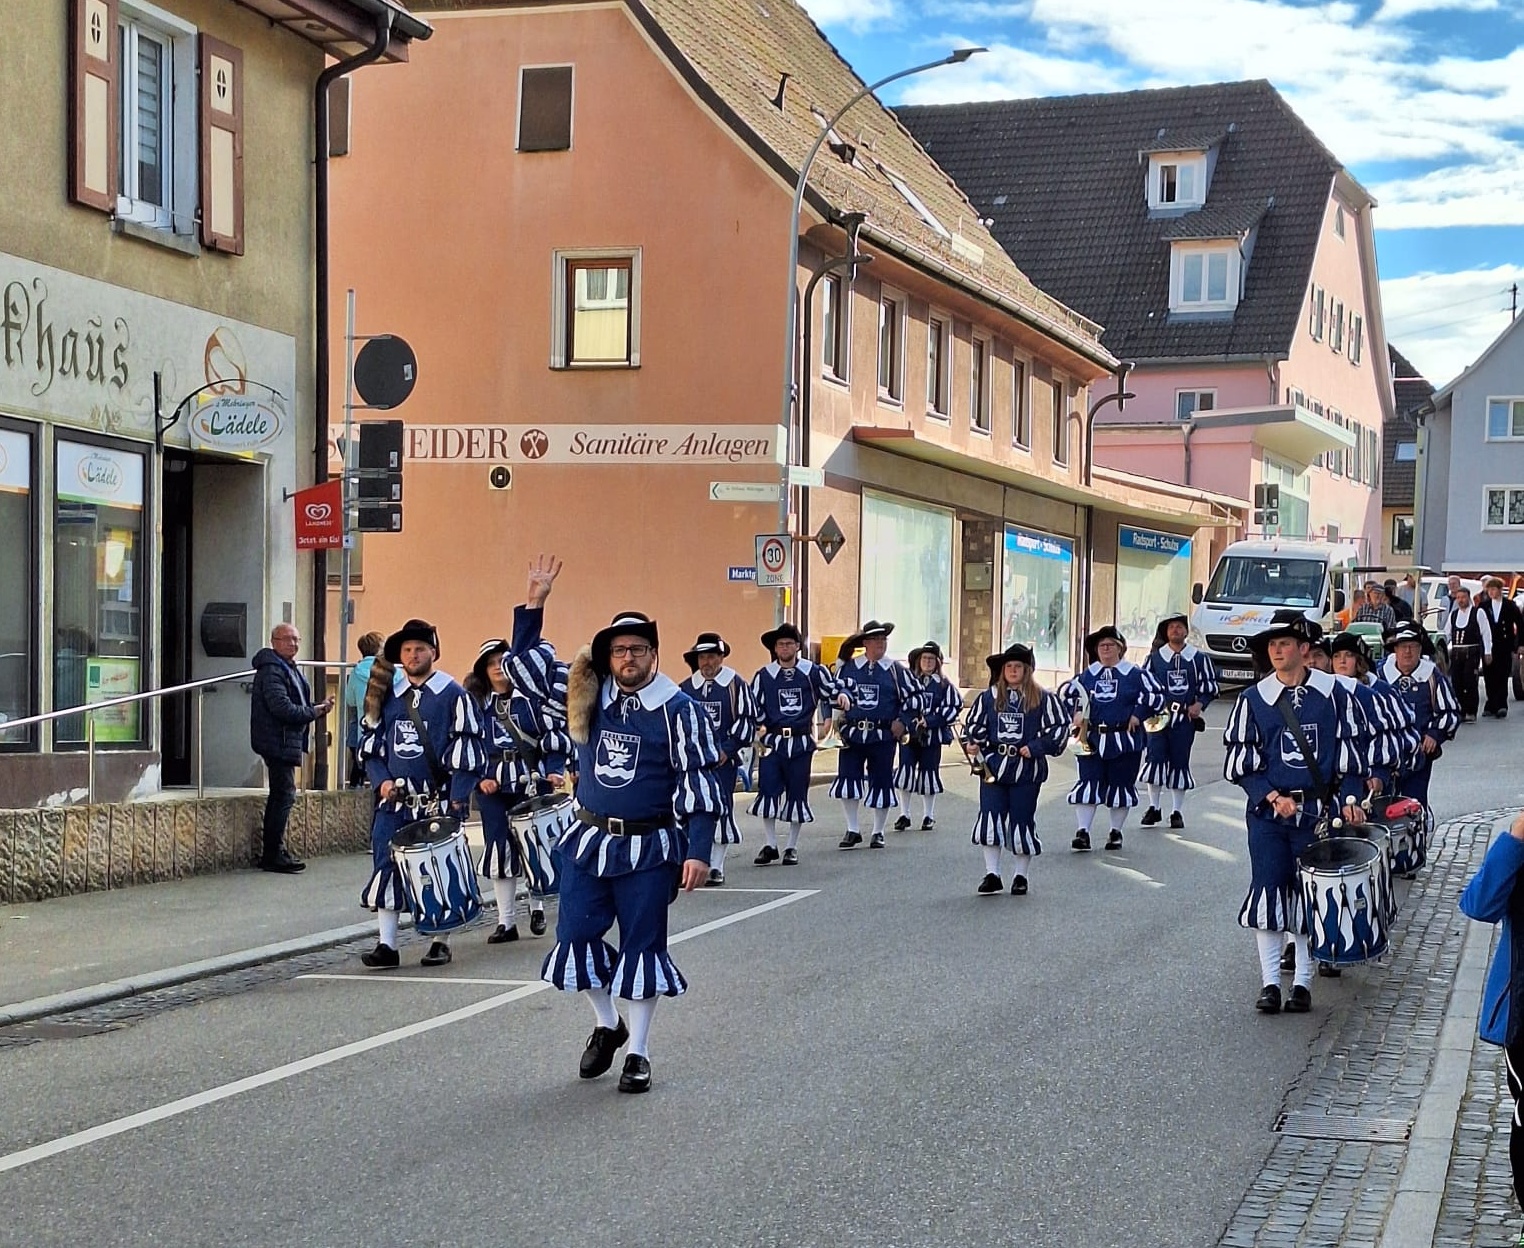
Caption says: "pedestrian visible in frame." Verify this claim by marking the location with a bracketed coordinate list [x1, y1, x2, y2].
[1480, 577, 1522, 719]
[249, 623, 334, 874]
[1222, 616, 1368, 1015]
[893, 640, 963, 832]
[1139, 613, 1219, 830]
[1352, 582, 1398, 632]
[1062, 626, 1164, 852]
[749, 623, 842, 866]
[1458, 811, 1524, 1243]
[343, 631, 385, 787]
[1375, 621, 1460, 806]
[831, 621, 923, 849]
[1383, 580, 1414, 624]
[1444, 585, 1492, 723]
[678, 632, 759, 886]
[506, 587, 726, 1095]
[357, 619, 485, 970]
[464, 637, 569, 941]
[961, 643, 1068, 896]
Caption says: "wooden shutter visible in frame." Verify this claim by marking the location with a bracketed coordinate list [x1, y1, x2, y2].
[69, 0, 119, 212]
[518, 66, 573, 151]
[198, 35, 244, 253]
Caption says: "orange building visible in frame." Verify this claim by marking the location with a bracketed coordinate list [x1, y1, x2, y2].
[327, 0, 1242, 689]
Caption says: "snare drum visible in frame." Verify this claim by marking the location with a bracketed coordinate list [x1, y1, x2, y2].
[391, 816, 484, 936]
[1375, 796, 1427, 877]
[1298, 837, 1390, 965]
[1358, 825, 1398, 925]
[509, 794, 576, 898]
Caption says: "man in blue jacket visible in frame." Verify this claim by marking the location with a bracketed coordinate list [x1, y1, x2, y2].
[250, 624, 333, 874]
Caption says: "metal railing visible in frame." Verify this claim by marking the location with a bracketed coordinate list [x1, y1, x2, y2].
[1, 660, 351, 803]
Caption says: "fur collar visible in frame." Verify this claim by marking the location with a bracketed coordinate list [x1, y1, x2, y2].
[362, 657, 396, 724]
[567, 647, 599, 744]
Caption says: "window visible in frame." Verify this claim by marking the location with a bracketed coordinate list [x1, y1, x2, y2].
[1286, 387, 1305, 409]
[1350, 420, 1363, 482]
[1002, 524, 1075, 671]
[1051, 379, 1069, 466]
[54, 439, 147, 747]
[1328, 410, 1343, 477]
[1147, 154, 1206, 209]
[878, 164, 951, 239]
[860, 491, 953, 649]
[1334, 204, 1346, 238]
[1484, 486, 1524, 530]
[926, 315, 949, 415]
[551, 250, 640, 368]
[1171, 245, 1236, 311]
[517, 66, 573, 151]
[822, 274, 848, 383]
[878, 291, 903, 402]
[1367, 428, 1380, 487]
[1330, 299, 1345, 353]
[970, 337, 990, 434]
[1486, 398, 1524, 440]
[118, 18, 172, 227]
[1012, 359, 1030, 448]
[1115, 526, 1193, 646]
[1349, 314, 1364, 365]
[1175, 389, 1216, 420]
[1392, 514, 1414, 554]
[0, 423, 36, 749]
[1309, 286, 1326, 341]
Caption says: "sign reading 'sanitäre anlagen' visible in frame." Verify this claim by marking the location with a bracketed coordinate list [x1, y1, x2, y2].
[345, 424, 786, 466]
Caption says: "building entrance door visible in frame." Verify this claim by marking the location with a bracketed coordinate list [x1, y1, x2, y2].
[161, 452, 195, 785]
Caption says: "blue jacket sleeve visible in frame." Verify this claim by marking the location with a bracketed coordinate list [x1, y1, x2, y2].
[256, 665, 316, 726]
[511, 605, 545, 655]
[1223, 692, 1273, 809]
[668, 697, 725, 865]
[1460, 830, 1524, 924]
[444, 690, 486, 806]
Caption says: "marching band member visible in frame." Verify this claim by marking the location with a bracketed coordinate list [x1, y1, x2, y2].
[1443, 585, 1492, 723]
[1328, 632, 1412, 801]
[1139, 614, 1219, 830]
[1061, 626, 1164, 852]
[679, 632, 759, 886]
[357, 620, 485, 969]
[505, 571, 725, 1095]
[1223, 616, 1368, 1014]
[749, 624, 842, 866]
[1375, 621, 1460, 807]
[961, 643, 1068, 896]
[893, 640, 963, 832]
[831, 621, 923, 849]
[464, 638, 569, 942]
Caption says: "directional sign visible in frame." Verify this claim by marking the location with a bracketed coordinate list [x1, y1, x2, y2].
[788, 465, 824, 488]
[755, 534, 792, 588]
[710, 481, 781, 503]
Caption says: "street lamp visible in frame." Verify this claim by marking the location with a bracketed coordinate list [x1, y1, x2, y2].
[774, 46, 986, 627]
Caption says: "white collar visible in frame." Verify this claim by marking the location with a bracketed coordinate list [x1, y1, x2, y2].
[1171, 644, 1199, 661]
[766, 659, 813, 677]
[687, 666, 737, 689]
[601, 673, 680, 710]
[1087, 661, 1134, 676]
[1382, 655, 1435, 683]
[849, 655, 894, 672]
[1255, 667, 1336, 705]
[394, 669, 452, 696]
[1333, 673, 1358, 690]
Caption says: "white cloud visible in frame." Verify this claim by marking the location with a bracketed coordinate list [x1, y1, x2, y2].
[900, 39, 1129, 102]
[799, 0, 900, 29]
[1375, 0, 1502, 18]
[1380, 265, 1524, 388]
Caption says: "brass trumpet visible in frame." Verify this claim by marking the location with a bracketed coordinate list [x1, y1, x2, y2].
[1144, 707, 1178, 734]
[955, 727, 994, 782]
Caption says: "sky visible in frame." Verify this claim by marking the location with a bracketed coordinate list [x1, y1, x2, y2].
[800, 0, 1524, 391]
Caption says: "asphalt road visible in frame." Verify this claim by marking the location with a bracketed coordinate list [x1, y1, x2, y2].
[2, 702, 1521, 1248]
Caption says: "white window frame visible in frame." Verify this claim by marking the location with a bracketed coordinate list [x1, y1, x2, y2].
[1483, 485, 1524, 530]
[1330, 299, 1345, 353]
[1348, 313, 1364, 365]
[1334, 204, 1346, 239]
[549, 247, 641, 369]
[117, 1, 196, 234]
[1051, 378, 1069, 466]
[1170, 244, 1238, 313]
[1175, 389, 1216, 420]
[1309, 286, 1325, 341]
[515, 63, 575, 152]
[969, 335, 990, 435]
[1392, 514, 1414, 555]
[1012, 356, 1030, 451]
[926, 313, 949, 417]
[1485, 397, 1524, 442]
[1147, 153, 1207, 209]
[877, 287, 905, 406]
[821, 273, 850, 385]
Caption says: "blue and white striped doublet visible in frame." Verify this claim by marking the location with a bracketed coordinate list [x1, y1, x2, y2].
[964, 687, 1067, 853]
[1061, 661, 1164, 807]
[1139, 645, 1218, 791]
[1336, 674, 1412, 793]
[749, 659, 836, 822]
[1374, 655, 1459, 803]
[894, 674, 964, 795]
[475, 689, 572, 878]
[680, 666, 758, 845]
[831, 656, 922, 807]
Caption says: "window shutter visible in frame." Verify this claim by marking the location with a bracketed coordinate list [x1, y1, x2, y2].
[198, 35, 244, 254]
[69, 0, 119, 212]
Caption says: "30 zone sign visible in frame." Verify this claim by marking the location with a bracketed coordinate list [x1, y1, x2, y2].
[755, 534, 792, 588]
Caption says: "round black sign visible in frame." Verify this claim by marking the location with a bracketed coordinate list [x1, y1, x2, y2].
[354, 335, 418, 409]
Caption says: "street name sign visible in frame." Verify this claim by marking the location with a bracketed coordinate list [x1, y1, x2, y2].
[710, 481, 781, 503]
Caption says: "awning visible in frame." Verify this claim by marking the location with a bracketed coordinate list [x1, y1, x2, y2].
[848, 426, 1241, 529]
[1191, 404, 1356, 466]
[229, 0, 431, 60]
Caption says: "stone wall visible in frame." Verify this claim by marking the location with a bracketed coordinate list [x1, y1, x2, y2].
[0, 790, 372, 905]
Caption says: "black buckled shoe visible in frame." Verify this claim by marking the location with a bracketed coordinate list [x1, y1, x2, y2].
[1012, 875, 1028, 896]
[920, 817, 936, 831]
[1140, 807, 1162, 826]
[706, 868, 725, 887]
[1317, 961, 1342, 978]
[618, 1054, 652, 1094]
[487, 924, 520, 944]
[977, 872, 1003, 895]
[1071, 830, 1091, 852]
[360, 942, 399, 969]
[893, 814, 912, 832]
[838, 831, 863, 849]
[781, 847, 798, 865]
[1280, 942, 1297, 972]
[420, 941, 452, 967]
[529, 909, 547, 937]
[1168, 812, 1185, 830]
[1284, 985, 1312, 1013]
[1104, 830, 1124, 851]
[869, 832, 885, 849]
[1255, 984, 1282, 1014]
[579, 1019, 629, 1079]
[754, 844, 781, 866]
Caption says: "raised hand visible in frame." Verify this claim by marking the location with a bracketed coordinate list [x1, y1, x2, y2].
[526, 554, 563, 608]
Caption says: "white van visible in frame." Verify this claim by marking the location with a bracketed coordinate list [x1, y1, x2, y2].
[1189, 540, 1363, 684]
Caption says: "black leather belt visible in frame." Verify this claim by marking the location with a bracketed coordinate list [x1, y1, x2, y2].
[852, 720, 887, 732]
[995, 744, 1026, 757]
[574, 808, 668, 837]
[771, 727, 802, 737]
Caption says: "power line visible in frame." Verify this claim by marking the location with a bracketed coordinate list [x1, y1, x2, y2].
[1387, 305, 1512, 340]
[1384, 286, 1510, 326]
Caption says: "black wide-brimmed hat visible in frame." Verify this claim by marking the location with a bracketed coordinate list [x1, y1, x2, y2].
[384, 618, 440, 663]
[1152, 614, 1190, 648]
[472, 638, 509, 684]
[1384, 620, 1425, 649]
[1083, 625, 1127, 664]
[1247, 612, 1316, 667]
[1329, 632, 1372, 665]
[591, 611, 659, 676]
[907, 640, 944, 670]
[986, 643, 1036, 680]
[761, 622, 803, 655]
[857, 620, 895, 640]
[682, 632, 731, 670]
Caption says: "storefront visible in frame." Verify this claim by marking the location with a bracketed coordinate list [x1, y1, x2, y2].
[858, 491, 955, 648]
[1114, 525, 1194, 643]
[1000, 523, 1076, 673]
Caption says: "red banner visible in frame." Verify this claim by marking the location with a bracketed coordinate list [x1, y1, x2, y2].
[293, 480, 343, 550]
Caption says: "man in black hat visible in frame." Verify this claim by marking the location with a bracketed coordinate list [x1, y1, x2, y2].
[1223, 615, 1368, 1014]
[1480, 577, 1522, 718]
[357, 620, 485, 970]
[893, 640, 964, 831]
[748, 623, 843, 865]
[830, 621, 922, 849]
[1139, 614, 1218, 830]
[679, 632, 758, 886]
[1443, 584, 1492, 723]
[1374, 620, 1460, 806]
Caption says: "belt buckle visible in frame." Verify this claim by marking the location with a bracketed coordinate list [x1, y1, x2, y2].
[607, 816, 626, 837]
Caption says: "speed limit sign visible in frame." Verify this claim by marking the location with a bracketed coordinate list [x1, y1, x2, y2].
[755, 533, 792, 588]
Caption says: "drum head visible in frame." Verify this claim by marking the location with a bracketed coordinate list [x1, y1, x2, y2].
[391, 815, 462, 851]
[509, 793, 571, 821]
[1299, 837, 1380, 872]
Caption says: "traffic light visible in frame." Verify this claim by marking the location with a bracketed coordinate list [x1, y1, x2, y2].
[356, 420, 404, 532]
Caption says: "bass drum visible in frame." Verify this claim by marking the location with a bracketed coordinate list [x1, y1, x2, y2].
[391, 815, 484, 936]
[1298, 837, 1390, 966]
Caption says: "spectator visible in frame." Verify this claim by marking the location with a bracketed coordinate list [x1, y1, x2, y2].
[343, 631, 385, 786]
[250, 624, 333, 874]
[1384, 579, 1414, 623]
[1352, 582, 1397, 632]
[1440, 574, 1463, 614]
[1481, 578, 1523, 719]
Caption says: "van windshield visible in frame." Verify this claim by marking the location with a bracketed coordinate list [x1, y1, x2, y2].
[1205, 556, 1325, 608]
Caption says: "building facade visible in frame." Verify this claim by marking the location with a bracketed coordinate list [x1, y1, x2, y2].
[1382, 346, 1427, 565]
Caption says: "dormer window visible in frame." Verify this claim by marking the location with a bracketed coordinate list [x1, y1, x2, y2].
[1170, 243, 1239, 313]
[1148, 153, 1207, 210]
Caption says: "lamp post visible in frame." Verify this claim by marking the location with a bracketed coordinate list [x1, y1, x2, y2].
[774, 47, 985, 627]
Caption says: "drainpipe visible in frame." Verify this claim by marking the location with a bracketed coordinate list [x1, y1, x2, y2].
[310, 11, 394, 789]
[1182, 418, 1195, 488]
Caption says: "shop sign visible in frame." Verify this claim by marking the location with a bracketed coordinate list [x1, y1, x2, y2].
[335, 424, 783, 466]
[1006, 524, 1072, 562]
[189, 395, 284, 454]
[1119, 525, 1191, 558]
[86, 657, 141, 743]
[0, 427, 28, 493]
[293, 480, 343, 550]
[56, 439, 144, 509]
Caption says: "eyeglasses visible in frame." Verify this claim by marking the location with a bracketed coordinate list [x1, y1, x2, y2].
[609, 644, 652, 658]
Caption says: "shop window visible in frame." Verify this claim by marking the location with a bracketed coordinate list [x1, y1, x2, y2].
[551, 250, 640, 368]
[0, 424, 36, 749]
[859, 491, 952, 648]
[517, 65, 573, 152]
[1115, 526, 1193, 644]
[1002, 524, 1074, 672]
[54, 439, 146, 746]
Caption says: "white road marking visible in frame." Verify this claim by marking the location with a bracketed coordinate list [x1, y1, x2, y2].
[1094, 861, 1166, 888]
[0, 889, 817, 1176]
[1160, 833, 1239, 864]
[294, 975, 539, 986]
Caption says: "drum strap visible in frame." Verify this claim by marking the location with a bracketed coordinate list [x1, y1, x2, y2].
[404, 691, 449, 795]
[492, 698, 543, 772]
[1274, 698, 1338, 826]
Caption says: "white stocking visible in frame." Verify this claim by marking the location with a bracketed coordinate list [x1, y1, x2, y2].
[763, 817, 779, 849]
[786, 822, 803, 850]
[1012, 852, 1031, 879]
[627, 997, 658, 1059]
[491, 877, 516, 927]
[870, 807, 889, 836]
[377, 908, 400, 949]
[982, 845, 1001, 875]
[711, 843, 728, 872]
[922, 794, 937, 821]
[1256, 930, 1284, 987]
[841, 798, 860, 833]
[587, 988, 620, 1030]
[1074, 803, 1098, 833]
[1146, 784, 1163, 809]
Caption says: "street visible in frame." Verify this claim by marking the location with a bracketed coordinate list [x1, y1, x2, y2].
[2, 704, 1522, 1248]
